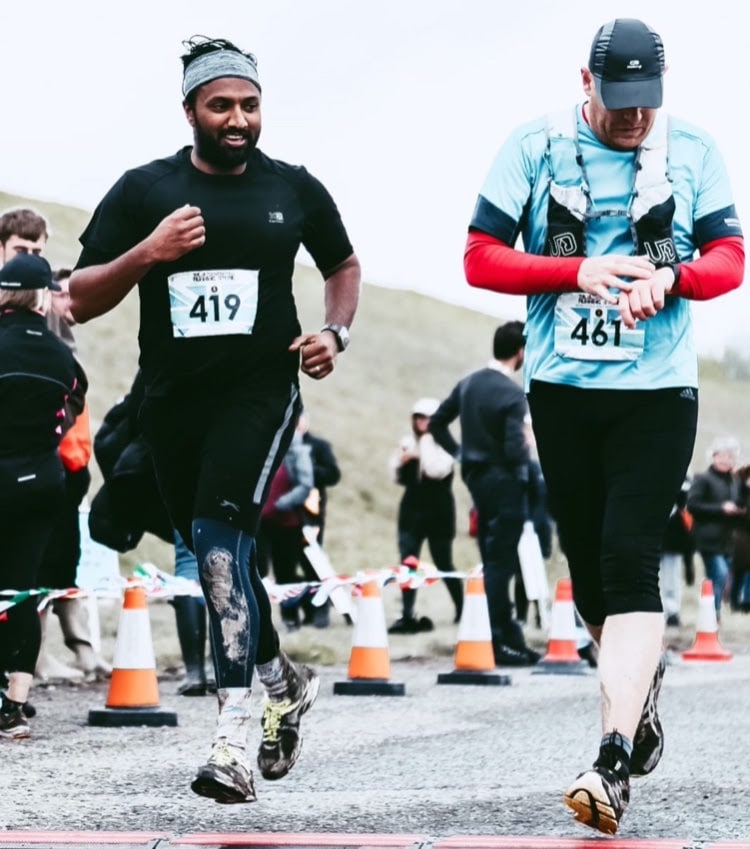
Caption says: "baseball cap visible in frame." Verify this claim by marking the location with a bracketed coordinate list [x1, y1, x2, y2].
[412, 397, 439, 417]
[0, 253, 61, 291]
[589, 18, 665, 110]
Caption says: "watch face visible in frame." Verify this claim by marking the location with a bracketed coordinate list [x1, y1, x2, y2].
[324, 324, 349, 350]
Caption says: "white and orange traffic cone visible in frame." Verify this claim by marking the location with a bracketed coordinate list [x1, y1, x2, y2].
[88, 584, 178, 726]
[334, 576, 405, 695]
[683, 579, 733, 662]
[532, 577, 589, 675]
[438, 574, 510, 686]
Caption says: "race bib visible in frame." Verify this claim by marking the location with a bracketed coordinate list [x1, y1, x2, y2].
[553, 292, 644, 361]
[168, 268, 259, 338]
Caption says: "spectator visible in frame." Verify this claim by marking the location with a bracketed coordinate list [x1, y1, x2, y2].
[430, 322, 539, 666]
[256, 430, 314, 631]
[687, 437, 746, 618]
[297, 410, 341, 628]
[659, 477, 694, 627]
[0, 254, 86, 739]
[388, 397, 463, 634]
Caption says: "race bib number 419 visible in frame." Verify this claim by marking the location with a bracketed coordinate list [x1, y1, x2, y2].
[553, 292, 644, 361]
[169, 268, 259, 338]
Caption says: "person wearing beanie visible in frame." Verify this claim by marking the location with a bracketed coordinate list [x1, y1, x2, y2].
[388, 397, 463, 634]
[0, 254, 87, 739]
[69, 35, 360, 804]
[463, 17, 744, 834]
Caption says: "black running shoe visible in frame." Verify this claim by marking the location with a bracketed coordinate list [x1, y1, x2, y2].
[564, 765, 630, 835]
[630, 653, 666, 777]
[0, 707, 31, 740]
[257, 663, 320, 780]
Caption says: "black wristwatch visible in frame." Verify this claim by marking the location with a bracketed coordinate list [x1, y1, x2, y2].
[321, 324, 350, 352]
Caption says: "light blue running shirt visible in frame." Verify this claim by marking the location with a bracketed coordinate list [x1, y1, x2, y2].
[472, 104, 739, 391]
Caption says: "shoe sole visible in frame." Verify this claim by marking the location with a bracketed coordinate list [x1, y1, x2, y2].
[191, 768, 257, 804]
[564, 772, 621, 835]
[0, 728, 31, 740]
[630, 654, 666, 777]
[260, 672, 321, 781]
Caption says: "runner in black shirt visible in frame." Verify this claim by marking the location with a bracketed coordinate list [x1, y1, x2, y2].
[69, 35, 361, 804]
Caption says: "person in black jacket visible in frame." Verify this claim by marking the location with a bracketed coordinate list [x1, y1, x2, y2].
[687, 438, 746, 619]
[0, 254, 86, 739]
[297, 411, 341, 628]
[430, 321, 539, 666]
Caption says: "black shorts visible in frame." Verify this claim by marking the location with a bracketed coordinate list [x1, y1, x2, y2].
[139, 380, 301, 545]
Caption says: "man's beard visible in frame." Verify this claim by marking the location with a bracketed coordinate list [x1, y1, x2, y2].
[193, 122, 258, 170]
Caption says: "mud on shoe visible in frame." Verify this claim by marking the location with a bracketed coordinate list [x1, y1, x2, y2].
[630, 652, 666, 777]
[191, 741, 256, 804]
[258, 663, 320, 780]
[564, 765, 630, 835]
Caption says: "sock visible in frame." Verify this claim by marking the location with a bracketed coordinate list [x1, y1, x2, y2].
[1, 695, 23, 715]
[256, 654, 292, 700]
[595, 731, 632, 776]
[214, 687, 253, 750]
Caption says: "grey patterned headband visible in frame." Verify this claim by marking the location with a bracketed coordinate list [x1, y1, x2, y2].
[182, 50, 261, 98]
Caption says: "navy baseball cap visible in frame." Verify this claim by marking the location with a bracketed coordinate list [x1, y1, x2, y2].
[589, 18, 665, 110]
[0, 254, 61, 291]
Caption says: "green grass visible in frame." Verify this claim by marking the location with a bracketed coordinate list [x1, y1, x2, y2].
[4, 189, 749, 674]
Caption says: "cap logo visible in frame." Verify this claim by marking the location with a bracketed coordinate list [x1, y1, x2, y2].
[627, 59, 643, 70]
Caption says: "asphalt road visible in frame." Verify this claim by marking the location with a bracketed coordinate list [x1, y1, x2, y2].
[2, 650, 749, 844]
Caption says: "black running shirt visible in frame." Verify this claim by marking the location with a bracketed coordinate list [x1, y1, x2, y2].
[76, 147, 354, 397]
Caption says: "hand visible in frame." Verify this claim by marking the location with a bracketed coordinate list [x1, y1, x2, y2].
[289, 331, 338, 380]
[146, 205, 206, 263]
[577, 254, 655, 301]
[616, 266, 674, 329]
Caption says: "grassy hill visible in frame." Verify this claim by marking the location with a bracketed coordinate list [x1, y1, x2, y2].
[4, 190, 749, 668]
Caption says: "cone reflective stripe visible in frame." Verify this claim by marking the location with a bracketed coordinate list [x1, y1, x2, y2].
[438, 574, 510, 686]
[533, 577, 589, 675]
[334, 577, 405, 696]
[683, 579, 733, 662]
[89, 585, 177, 726]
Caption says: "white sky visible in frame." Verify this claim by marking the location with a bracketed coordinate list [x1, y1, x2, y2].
[1, 0, 746, 356]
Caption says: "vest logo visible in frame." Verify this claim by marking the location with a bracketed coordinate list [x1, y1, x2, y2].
[550, 232, 579, 257]
[644, 239, 677, 265]
[268, 211, 284, 224]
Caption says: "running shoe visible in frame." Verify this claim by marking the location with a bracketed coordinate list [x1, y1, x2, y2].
[257, 663, 320, 780]
[191, 741, 256, 804]
[0, 707, 31, 740]
[564, 765, 630, 835]
[630, 653, 666, 777]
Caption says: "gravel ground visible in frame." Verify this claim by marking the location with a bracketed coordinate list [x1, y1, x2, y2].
[3, 650, 750, 843]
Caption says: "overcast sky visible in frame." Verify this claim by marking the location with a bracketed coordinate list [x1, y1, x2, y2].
[0, 0, 745, 356]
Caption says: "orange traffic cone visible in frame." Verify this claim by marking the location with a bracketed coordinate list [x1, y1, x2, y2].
[438, 574, 510, 686]
[683, 579, 733, 661]
[533, 578, 589, 675]
[88, 585, 178, 726]
[334, 577, 405, 696]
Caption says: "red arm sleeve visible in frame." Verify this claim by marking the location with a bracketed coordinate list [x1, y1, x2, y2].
[673, 236, 744, 301]
[464, 231, 583, 295]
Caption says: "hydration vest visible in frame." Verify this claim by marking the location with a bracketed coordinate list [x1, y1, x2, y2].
[542, 108, 678, 265]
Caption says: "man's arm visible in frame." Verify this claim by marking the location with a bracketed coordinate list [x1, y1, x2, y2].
[289, 252, 361, 380]
[429, 387, 461, 458]
[69, 205, 206, 323]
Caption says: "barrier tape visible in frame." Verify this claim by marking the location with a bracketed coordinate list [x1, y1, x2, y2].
[0, 560, 478, 614]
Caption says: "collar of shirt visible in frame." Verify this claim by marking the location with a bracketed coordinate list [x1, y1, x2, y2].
[487, 359, 514, 377]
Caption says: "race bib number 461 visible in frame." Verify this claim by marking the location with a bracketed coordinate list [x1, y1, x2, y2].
[553, 292, 644, 361]
[169, 268, 259, 338]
